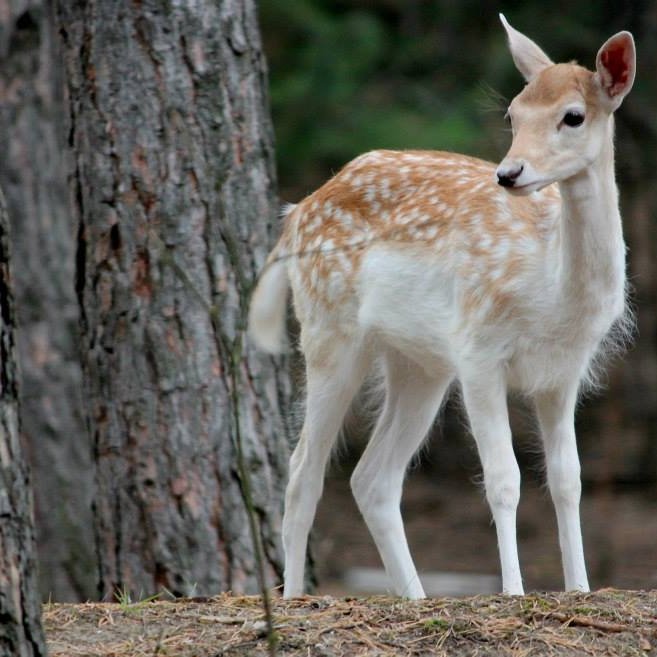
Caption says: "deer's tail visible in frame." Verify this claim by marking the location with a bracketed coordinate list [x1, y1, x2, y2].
[248, 207, 295, 354]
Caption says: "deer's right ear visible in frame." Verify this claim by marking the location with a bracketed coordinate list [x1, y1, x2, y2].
[500, 14, 553, 82]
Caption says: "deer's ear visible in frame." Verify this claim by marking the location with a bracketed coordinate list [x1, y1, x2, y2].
[595, 31, 636, 111]
[500, 14, 553, 82]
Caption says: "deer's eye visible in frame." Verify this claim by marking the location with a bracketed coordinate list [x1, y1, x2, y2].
[563, 111, 585, 127]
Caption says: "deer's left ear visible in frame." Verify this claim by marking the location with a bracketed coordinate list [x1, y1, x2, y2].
[595, 31, 636, 111]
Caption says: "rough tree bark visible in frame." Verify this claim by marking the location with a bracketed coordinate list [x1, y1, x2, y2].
[57, 0, 291, 598]
[0, 0, 94, 602]
[0, 191, 47, 656]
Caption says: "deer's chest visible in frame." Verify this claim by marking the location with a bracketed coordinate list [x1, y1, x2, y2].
[506, 291, 625, 392]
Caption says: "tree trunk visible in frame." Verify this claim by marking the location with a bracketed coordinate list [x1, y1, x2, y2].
[0, 191, 47, 656]
[0, 0, 94, 602]
[57, 0, 291, 599]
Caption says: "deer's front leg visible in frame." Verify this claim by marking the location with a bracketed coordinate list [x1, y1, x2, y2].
[534, 384, 589, 592]
[462, 369, 523, 595]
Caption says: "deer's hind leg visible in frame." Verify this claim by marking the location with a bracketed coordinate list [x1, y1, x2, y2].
[350, 348, 453, 598]
[282, 334, 371, 598]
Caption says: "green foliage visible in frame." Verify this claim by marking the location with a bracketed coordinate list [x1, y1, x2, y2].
[260, 0, 506, 196]
[114, 588, 162, 614]
[423, 617, 451, 631]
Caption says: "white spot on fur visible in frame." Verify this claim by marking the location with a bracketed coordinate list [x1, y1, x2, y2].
[321, 238, 335, 253]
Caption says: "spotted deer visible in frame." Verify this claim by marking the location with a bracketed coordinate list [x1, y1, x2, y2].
[249, 15, 635, 598]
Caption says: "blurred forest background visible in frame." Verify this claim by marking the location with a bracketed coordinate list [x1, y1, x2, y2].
[258, 0, 657, 592]
[0, 0, 656, 611]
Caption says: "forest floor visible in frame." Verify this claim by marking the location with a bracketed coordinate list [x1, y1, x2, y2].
[44, 589, 657, 656]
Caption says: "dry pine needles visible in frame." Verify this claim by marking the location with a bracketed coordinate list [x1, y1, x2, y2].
[44, 589, 657, 657]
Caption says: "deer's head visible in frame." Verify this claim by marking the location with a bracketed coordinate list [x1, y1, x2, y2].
[496, 15, 635, 194]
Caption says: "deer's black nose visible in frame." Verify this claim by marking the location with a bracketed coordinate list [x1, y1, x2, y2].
[497, 164, 524, 187]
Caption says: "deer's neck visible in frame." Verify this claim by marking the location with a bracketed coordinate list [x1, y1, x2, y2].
[556, 119, 625, 312]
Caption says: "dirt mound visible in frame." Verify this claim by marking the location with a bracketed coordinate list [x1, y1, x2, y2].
[44, 589, 656, 656]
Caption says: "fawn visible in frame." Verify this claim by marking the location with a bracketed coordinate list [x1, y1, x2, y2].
[249, 15, 635, 598]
